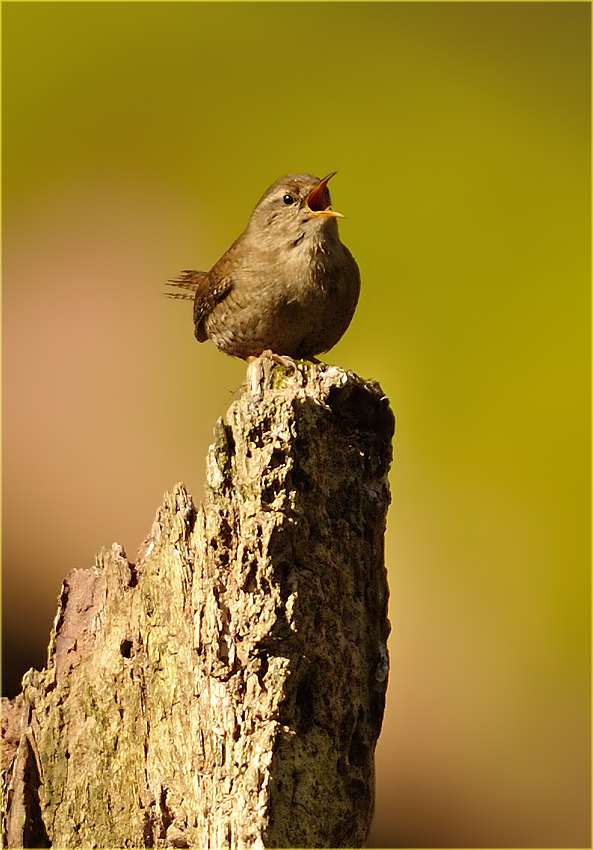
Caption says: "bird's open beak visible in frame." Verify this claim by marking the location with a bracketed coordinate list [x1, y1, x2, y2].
[305, 172, 344, 218]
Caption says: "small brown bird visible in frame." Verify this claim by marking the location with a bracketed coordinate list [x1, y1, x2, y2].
[167, 172, 360, 361]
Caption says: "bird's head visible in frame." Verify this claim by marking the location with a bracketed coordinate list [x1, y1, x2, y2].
[248, 172, 343, 245]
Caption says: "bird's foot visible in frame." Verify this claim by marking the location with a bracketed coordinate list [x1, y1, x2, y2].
[261, 349, 300, 372]
[246, 350, 304, 398]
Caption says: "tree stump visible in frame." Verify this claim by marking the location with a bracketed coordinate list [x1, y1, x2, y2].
[2, 362, 394, 849]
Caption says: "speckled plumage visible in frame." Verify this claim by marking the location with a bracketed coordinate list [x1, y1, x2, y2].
[169, 173, 361, 360]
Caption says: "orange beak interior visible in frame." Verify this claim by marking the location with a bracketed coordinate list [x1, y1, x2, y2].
[305, 172, 343, 217]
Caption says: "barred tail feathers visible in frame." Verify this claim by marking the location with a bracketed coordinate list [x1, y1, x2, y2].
[165, 270, 204, 300]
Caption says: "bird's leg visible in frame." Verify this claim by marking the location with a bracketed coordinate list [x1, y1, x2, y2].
[246, 356, 266, 398]
[246, 353, 279, 398]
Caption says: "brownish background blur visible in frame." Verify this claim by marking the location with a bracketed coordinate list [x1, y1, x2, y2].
[2, 2, 590, 847]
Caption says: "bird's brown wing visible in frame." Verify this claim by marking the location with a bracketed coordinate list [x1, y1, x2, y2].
[193, 274, 234, 342]
[168, 269, 234, 343]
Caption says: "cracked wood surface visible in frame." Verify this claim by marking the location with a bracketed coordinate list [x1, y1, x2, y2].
[2, 363, 394, 849]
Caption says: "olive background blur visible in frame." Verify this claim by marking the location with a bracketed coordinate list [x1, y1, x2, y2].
[2, 2, 590, 847]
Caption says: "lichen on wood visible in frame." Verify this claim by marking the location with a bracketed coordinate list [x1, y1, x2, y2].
[2, 362, 394, 849]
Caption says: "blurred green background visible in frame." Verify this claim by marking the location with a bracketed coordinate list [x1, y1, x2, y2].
[2, 2, 590, 846]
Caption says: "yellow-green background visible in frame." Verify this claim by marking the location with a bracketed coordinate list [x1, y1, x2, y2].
[2, 2, 590, 846]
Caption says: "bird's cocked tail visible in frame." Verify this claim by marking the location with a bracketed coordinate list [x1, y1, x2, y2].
[165, 270, 203, 300]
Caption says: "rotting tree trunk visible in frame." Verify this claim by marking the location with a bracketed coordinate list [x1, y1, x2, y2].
[2, 362, 394, 849]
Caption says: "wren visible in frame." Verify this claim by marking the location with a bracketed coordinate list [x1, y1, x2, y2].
[168, 172, 360, 361]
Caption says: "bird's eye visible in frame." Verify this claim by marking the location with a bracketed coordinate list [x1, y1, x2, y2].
[282, 194, 295, 205]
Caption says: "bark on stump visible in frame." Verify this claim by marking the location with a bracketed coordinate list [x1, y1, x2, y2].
[2, 363, 394, 849]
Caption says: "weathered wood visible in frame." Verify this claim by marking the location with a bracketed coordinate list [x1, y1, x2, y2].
[2, 362, 394, 849]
